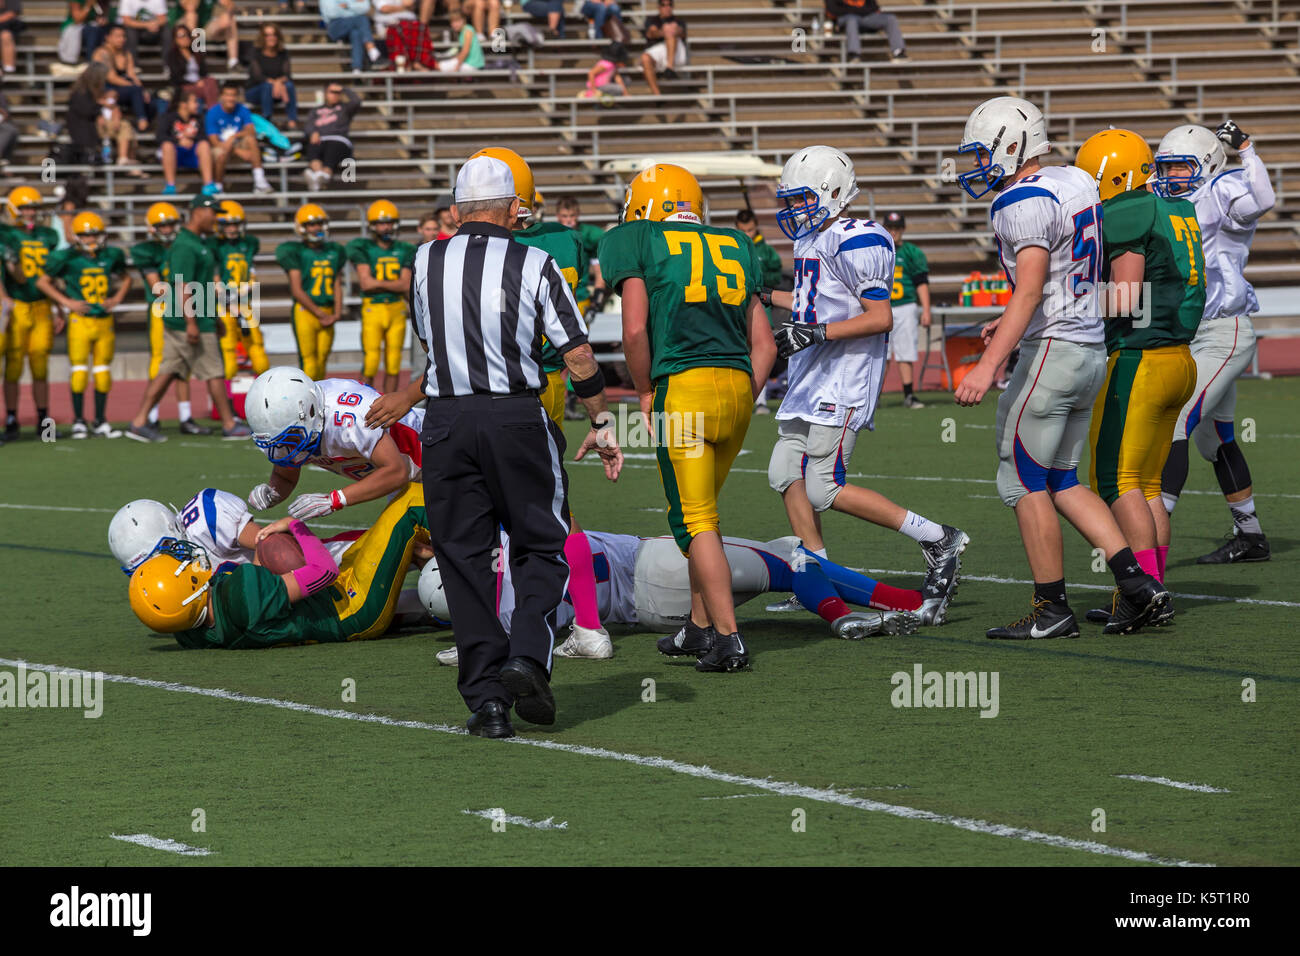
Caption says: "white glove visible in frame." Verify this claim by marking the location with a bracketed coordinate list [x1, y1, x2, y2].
[288, 489, 347, 520]
[248, 482, 284, 511]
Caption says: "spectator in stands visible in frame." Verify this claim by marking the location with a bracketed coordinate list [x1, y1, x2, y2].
[580, 41, 628, 99]
[172, 0, 240, 71]
[417, 211, 438, 242]
[0, 0, 22, 74]
[640, 0, 687, 97]
[301, 82, 360, 191]
[373, 0, 437, 71]
[166, 24, 219, 108]
[51, 178, 90, 250]
[321, 0, 387, 73]
[436, 203, 457, 238]
[462, 0, 499, 42]
[67, 62, 112, 163]
[581, 0, 625, 42]
[523, 0, 565, 39]
[246, 24, 298, 129]
[119, 0, 171, 63]
[62, 1, 112, 65]
[824, 0, 908, 63]
[437, 8, 484, 72]
[206, 81, 274, 194]
[98, 85, 148, 176]
[0, 83, 16, 165]
[93, 24, 156, 132]
[417, 0, 455, 27]
[157, 89, 216, 194]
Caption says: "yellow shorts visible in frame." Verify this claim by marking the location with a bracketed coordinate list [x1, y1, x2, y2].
[67, 313, 115, 392]
[541, 368, 567, 426]
[148, 303, 166, 379]
[292, 303, 335, 381]
[219, 307, 269, 378]
[360, 298, 407, 378]
[4, 299, 54, 383]
[330, 484, 427, 641]
[652, 366, 754, 553]
[1090, 345, 1197, 503]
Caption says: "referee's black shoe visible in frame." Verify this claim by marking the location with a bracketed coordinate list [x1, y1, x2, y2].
[695, 631, 751, 672]
[501, 657, 556, 726]
[657, 620, 714, 657]
[466, 700, 515, 739]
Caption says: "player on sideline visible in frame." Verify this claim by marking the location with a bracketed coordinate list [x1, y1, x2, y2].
[1, 187, 62, 440]
[1154, 120, 1276, 564]
[953, 95, 1168, 638]
[244, 366, 425, 521]
[599, 163, 778, 670]
[347, 200, 415, 394]
[1074, 129, 1202, 625]
[883, 211, 931, 409]
[760, 145, 968, 603]
[213, 200, 269, 379]
[276, 204, 345, 380]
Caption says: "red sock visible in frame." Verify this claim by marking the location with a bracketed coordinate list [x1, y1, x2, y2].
[564, 532, 602, 630]
[815, 596, 852, 624]
[1156, 545, 1169, 580]
[1135, 548, 1160, 582]
[870, 583, 924, 612]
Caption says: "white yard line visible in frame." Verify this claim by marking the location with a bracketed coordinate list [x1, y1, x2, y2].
[1, 658, 1212, 867]
[0, 503, 116, 513]
[110, 833, 213, 856]
[462, 809, 568, 830]
[1115, 775, 1231, 794]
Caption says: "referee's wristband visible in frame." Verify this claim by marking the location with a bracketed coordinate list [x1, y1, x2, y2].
[570, 366, 606, 399]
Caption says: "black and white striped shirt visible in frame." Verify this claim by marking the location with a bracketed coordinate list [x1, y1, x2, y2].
[409, 221, 589, 399]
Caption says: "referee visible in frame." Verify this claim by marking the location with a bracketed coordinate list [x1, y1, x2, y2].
[367, 155, 623, 739]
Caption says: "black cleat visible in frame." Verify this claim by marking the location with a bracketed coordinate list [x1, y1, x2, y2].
[918, 554, 960, 625]
[3, 419, 18, 441]
[1085, 606, 1112, 624]
[179, 418, 214, 436]
[1104, 575, 1169, 634]
[500, 656, 556, 725]
[986, 597, 1079, 640]
[695, 630, 750, 672]
[1197, 531, 1270, 564]
[466, 700, 515, 738]
[920, 525, 970, 570]
[657, 620, 714, 657]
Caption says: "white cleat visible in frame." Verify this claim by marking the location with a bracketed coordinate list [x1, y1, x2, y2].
[92, 420, 122, 438]
[71, 420, 89, 439]
[436, 646, 459, 667]
[554, 624, 613, 659]
[832, 610, 920, 639]
[765, 595, 803, 613]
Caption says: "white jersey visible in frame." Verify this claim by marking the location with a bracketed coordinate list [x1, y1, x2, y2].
[1188, 145, 1275, 320]
[497, 530, 641, 632]
[778, 217, 893, 431]
[989, 165, 1105, 345]
[177, 488, 255, 568]
[303, 379, 426, 483]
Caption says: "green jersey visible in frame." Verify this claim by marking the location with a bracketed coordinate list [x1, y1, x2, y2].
[568, 221, 605, 304]
[130, 240, 169, 307]
[42, 245, 128, 318]
[0, 224, 60, 302]
[599, 218, 759, 383]
[1101, 190, 1205, 351]
[162, 227, 218, 331]
[518, 222, 588, 373]
[345, 237, 416, 304]
[276, 241, 346, 308]
[891, 241, 928, 306]
[211, 234, 261, 286]
[751, 234, 783, 289]
[173, 564, 348, 650]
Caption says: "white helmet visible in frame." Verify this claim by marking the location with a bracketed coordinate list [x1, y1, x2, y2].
[245, 366, 327, 466]
[418, 558, 451, 623]
[1152, 125, 1226, 198]
[957, 96, 1052, 198]
[108, 499, 185, 575]
[776, 145, 860, 240]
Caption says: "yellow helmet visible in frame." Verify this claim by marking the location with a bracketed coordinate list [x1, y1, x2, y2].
[469, 146, 534, 221]
[216, 199, 246, 238]
[72, 211, 106, 255]
[622, 164, 704, 224]
[1076, 129, 1155, 201]
[7, 185, 44, 225]
[367, 199, 400, 239]
[295, 203, 329, 243]
[146, 201, 182, 243]
[128, 552, 214, 634]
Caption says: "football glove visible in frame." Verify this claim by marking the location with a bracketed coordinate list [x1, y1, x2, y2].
[1215, 120, 1249, 150]
[288, 489, 347, 520]
[774, 321, 827, 358]
[247, 482, 284, 511]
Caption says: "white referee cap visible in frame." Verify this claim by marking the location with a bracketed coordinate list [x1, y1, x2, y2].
[454, 156, 516, 204]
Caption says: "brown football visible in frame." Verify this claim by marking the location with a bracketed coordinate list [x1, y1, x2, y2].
[256, 532, 305, 574]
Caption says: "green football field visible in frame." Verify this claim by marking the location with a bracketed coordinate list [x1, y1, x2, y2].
[1, 378, 1296, 866]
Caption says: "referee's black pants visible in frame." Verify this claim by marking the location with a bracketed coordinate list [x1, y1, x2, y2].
[421, 393, 573, 714]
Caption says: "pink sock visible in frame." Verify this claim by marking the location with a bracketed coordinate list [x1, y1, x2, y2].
[1135, 548, 1160, 581]
[564, 532, 602, 630]
[1156, 546, 1169, 581]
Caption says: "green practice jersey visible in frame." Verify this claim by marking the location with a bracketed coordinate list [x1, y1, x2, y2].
[751, 234, 783, 289]
[346, 237, 416, 304]
[130, 240, 170, 312]
[43, 245, 128, 318]
[1101, 190, 1205, 351]
[891, 241, 928, 306]
[276, 241, 346, 308]
[173, 565, 346, 650]
[211, 234, 261, 286]
[161, 227, 218, 331]
[569, 220, 605, 304]
[0, 224, 60, 302]
[518, 222, 589, 373]
[599, 218, 758, 383]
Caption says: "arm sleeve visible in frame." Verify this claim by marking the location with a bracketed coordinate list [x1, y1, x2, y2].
[832, 231, 894, 300]
[595, 222, 642, 291]
[535, 252, 589, 354]
[992, 194, 1059, 254]
[345, 238, 367, 265]
[213, 489, 254, 557]
[248, 53, 265, 85]
[1225, 146, 1275, 227]
[409, 244, 428, 345]
[1101, 193, 1155, 261]
[274, 243, 298, 273]
[910, 244, 930, 283]
[42, 248, 70, 279]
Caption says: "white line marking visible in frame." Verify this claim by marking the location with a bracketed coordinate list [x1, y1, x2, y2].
[0, 658, 1211, 867]
[699, 793, 776, 800]
[462, 808, 568, 829]
[110, 833, 213, 856]
[0, 502, 115, 513]
[1115, 775, 1231, 794]
[860, 568, 1300, 609]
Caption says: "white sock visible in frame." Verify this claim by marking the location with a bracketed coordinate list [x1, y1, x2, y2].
[178, 401, 192, 422]
[367, 46, 380, 61]
[148, 404, 160, 424]
[899, 511, 944, 544]
[253, 168, 269, 186]
[1230, 496, 1262, 535]
[811, 546, 827, 559]
[1160, 492, 1178, 514]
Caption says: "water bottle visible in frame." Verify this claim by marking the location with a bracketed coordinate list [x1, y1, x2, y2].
[101, 139, 112, 164]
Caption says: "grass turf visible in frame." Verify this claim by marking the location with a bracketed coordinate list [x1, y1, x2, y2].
[0, 377, 1296, 865]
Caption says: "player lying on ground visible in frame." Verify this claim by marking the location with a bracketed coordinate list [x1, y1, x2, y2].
[424, 531, 962, 666]
[127, 486, 429, 648]
[244, 367, 425, 521]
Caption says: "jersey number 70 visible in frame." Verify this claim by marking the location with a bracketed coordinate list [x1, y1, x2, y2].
[1070, 204, 1104, 297]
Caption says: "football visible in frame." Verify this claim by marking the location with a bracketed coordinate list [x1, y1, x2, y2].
[256, 532, 305, 575]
